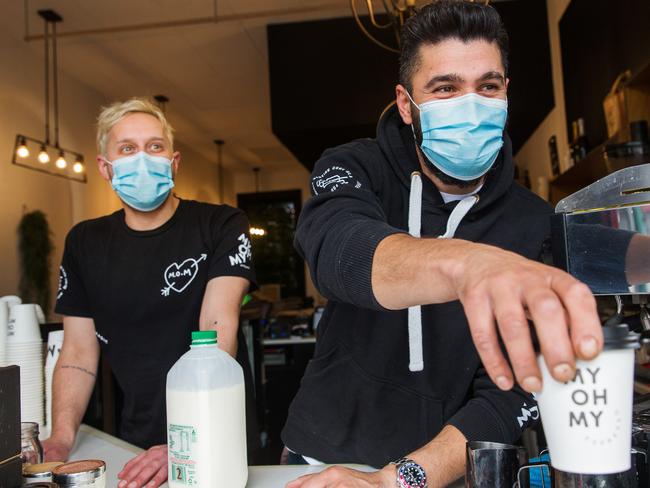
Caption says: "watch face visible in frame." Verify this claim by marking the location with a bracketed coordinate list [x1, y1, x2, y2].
[397, 461, 427, 488]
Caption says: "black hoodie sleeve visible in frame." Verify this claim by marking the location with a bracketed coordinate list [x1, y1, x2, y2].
[295, 144, 407, 310]
[445, 365, 538, 444]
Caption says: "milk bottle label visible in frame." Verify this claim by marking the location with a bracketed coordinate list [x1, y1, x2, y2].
[168, 423, 199, 486]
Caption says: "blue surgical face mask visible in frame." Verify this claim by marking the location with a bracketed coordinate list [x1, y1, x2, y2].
[106, 151, 175, 212]
[407, 92, 508, 181]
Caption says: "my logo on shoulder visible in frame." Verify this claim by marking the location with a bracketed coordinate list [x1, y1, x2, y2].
[229, 234, 252, 269]
[57, 266, 68, 299]
[516, 402, 540, 427]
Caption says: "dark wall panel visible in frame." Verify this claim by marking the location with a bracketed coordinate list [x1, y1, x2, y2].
[560, 0, 650, 148]
[269, 1, 554, 171]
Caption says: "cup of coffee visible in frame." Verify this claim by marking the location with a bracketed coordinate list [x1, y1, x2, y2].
[535, 324, 640, 474]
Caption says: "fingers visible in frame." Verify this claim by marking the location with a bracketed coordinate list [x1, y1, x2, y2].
[143, 465, 168, 488]
[118, 446, 167, 488]
[129, 459, 166, 488]
[463, 291, 514, 391]
[551, 274, 603, 360]
[119, 451, 147, 479]
[297, 467, 349, 488]
[523, 284, 575, 386]
[286, 474, 310, 488]
[458, 245, 603, 393]
[492, 286, 542, 392]
[286, 467, 356, 488]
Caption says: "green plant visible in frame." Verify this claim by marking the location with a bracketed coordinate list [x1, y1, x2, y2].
[17, 210, 54, 317]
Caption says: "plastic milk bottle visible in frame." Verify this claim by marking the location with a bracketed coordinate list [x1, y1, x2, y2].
[166, 330, 247, 487]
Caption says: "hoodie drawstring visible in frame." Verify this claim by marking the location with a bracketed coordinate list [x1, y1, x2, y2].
[407, 172, 479, 372]
[407, 172, 424, 372]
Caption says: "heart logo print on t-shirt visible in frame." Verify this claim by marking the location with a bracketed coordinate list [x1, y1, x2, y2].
[161, 253, 207, 296]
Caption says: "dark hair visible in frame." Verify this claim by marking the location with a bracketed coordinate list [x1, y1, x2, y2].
[399, 0, 509, 91]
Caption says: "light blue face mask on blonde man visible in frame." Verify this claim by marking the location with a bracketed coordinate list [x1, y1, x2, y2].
[406, 91, 508, 181]
[105, 151, 175, 212]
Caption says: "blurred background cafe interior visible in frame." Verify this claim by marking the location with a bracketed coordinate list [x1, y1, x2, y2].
[1, 0, 650, 472]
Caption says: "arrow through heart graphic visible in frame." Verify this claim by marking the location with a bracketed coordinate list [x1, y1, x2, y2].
[161, 253, 207, 296]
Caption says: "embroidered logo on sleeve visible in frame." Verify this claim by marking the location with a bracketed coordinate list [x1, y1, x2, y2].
[57, 266, 68, 299]
[229, 233, 252, 269]
[161, 253, 207, 297]
[516, 402, 540, 428]
[311, 165, 362, 195]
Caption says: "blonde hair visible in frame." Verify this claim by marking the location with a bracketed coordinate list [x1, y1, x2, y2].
[96, 97, 174, 155]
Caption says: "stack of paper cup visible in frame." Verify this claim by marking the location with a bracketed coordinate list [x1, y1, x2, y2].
[6, 303, 45, 427]
[45, 330, 64, 429]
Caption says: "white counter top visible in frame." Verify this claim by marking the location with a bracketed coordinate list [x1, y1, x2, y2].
[68, 425, 376, 487]
[69, 425, 463, 487]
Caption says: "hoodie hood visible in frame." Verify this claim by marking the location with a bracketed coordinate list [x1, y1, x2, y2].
[376, 103, 515, 213]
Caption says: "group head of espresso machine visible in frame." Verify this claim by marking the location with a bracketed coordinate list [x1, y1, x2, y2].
[549, 162, 650, 487]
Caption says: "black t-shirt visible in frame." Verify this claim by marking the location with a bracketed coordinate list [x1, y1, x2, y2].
[55, 199, 255, 448]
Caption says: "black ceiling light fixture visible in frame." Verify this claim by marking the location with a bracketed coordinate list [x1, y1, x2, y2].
[13, 9, 86, 182]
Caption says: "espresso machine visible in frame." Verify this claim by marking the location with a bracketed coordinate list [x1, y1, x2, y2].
[549, 162, 650, 487]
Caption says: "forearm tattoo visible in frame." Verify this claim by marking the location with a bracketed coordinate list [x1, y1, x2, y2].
[59, 364, 96, 378]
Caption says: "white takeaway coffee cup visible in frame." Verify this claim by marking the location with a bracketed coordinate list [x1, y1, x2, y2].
[535, 324, 640, 475]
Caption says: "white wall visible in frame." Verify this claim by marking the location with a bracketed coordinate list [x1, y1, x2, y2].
[174, 141, 228, 205]
[514, 0, 572, 199]
[0, 40, 229, 319]
[0, 37, 114, 317]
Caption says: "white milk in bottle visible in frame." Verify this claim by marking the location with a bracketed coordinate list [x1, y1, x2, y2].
[166, 330, 247, 487]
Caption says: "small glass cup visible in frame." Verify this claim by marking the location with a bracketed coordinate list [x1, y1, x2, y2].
[21, 422, 44, 465]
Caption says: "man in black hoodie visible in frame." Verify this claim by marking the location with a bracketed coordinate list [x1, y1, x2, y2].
[283, 1, 603, 487]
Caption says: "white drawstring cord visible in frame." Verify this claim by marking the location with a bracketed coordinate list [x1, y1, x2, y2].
[407, 172, 424, 372]
[406, 172, 479, 372]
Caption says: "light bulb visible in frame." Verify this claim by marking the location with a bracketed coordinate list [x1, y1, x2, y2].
[38, 145, 50, 164]
[55, 152, 67, 169]
[73, 161, 84, 174]
[16, 139, 29, 158]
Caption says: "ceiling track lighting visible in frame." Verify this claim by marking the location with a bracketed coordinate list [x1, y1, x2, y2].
[11, 9, 86, 182]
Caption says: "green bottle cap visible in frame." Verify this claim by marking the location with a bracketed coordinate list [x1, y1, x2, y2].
[191, 330, 217, 346]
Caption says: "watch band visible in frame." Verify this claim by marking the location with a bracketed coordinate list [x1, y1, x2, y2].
[391, 458, 427, 488]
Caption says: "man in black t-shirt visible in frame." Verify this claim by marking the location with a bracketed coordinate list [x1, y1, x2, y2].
[43, 98, 256, 488]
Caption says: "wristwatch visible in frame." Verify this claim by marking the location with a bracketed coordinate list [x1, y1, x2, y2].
[392, 457, 428, 488]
